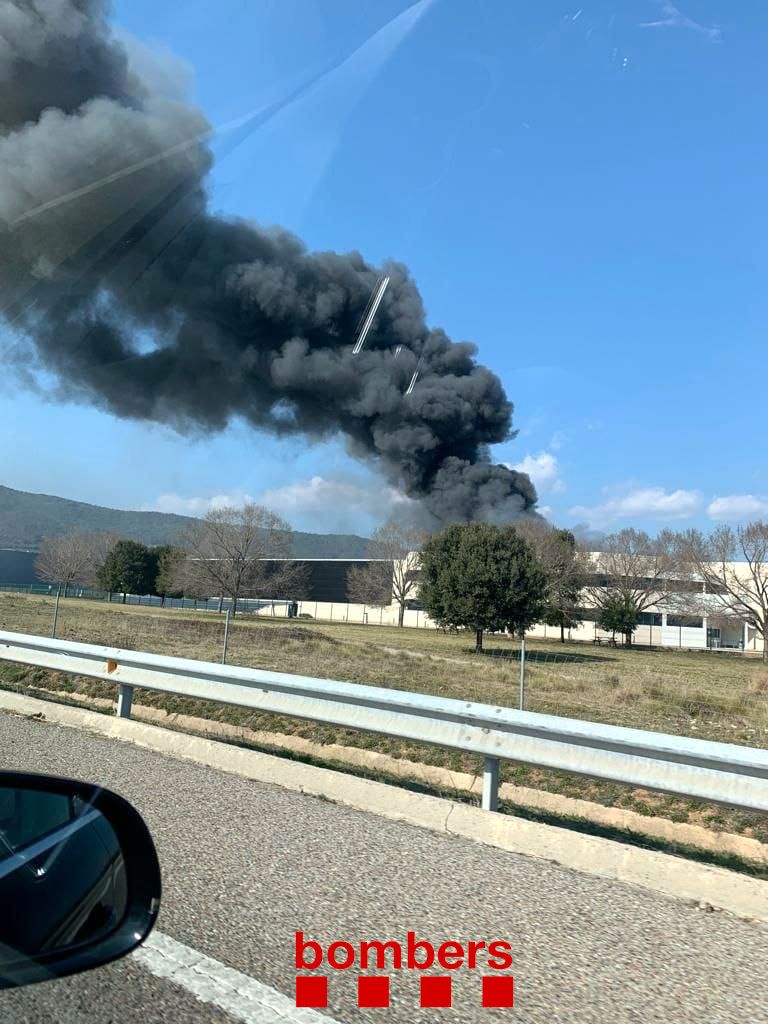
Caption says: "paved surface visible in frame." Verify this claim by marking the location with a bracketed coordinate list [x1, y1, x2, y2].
[0, 710, 767, 1023]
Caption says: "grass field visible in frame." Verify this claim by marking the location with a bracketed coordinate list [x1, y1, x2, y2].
[1, 592, 767, 843]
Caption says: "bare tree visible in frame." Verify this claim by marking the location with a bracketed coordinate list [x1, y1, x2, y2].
[35, 534, 92, 596]
[515, 521, 583, 642]
[35, 530, 119, 596]
[673, 522, 768, 662]
[179, 504, 305, 614]
[346, 520, 427, 626]
[82, 531, 120, 587]
[581, 528, 681, 645]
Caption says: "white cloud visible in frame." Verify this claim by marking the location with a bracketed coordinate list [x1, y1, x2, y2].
[259, 475, 412, 519]
[569, 486, 702, 528]
[707, 495, 768, 521]
[508, 452, 564, 495]
[146, 491, 257, 515]
[147, 477, 414, 533]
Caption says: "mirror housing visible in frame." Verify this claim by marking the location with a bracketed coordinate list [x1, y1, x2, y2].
[0, 771, 161, 989]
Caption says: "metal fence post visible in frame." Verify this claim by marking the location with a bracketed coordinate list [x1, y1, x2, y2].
[116, 685, 133, 719]
[482, 756, 500, 811]
[222, 609, 231, 665]
[519, 633, 526, 711]
[51, 585, 61, 639]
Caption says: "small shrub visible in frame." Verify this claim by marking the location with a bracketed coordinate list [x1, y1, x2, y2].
[748, 674, 768, 695]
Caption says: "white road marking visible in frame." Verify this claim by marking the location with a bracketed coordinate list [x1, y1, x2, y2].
[133, 931, 342, 1024]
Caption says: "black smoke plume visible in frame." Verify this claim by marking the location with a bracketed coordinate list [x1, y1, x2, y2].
[0, 0, 538, 525]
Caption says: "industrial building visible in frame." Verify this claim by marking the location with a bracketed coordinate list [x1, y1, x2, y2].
[262, 555, 766, 655]
[2, 547, 763, 654]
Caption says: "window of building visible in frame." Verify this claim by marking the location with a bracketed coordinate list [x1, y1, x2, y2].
[666, 615, 703, 628]
[637, 612, 662, 626]
[663, 580, 704, 594]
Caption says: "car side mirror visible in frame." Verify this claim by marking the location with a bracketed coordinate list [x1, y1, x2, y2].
[0, 771, 161, 989]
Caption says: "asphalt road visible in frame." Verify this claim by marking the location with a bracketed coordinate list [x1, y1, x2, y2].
[0, 709, 767, 1023]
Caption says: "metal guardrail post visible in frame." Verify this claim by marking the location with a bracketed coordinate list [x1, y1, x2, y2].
[51, 586, 61, 639]
[519, 634, 526, 711]
[482, 756, 500, 811]
[116, 685, 133, 719]
[222, 609, 230, 665]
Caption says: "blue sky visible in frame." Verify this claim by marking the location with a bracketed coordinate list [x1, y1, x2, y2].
[3, 0, 767, 536]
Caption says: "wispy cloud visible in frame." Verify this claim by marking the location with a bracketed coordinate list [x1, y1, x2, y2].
[549, 431, 567, 452]
[569, 485, 702, 528]
[640, 3, 720, 40]
[145, 491, 258, 515]
[707, 494, 768, 521]
[258, 475, 413, 523]
[146, 476, 414, 533]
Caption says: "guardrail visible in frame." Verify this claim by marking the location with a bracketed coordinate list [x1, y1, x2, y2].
[1, 629, 767, 814]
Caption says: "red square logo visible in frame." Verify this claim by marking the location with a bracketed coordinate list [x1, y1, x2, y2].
[420, 976, 452, 1008]
[296, 975, 328, 1008]
[482, 975, 514, 1008]
[358, 976, 390, 1008]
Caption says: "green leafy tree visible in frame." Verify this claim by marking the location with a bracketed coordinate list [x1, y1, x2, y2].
[154, 545, 185, 605]
[542, 600, 583, 642]
[97, 540, 158, 603]
[418, 522, 546, 652]
[597, 593, 639, 646]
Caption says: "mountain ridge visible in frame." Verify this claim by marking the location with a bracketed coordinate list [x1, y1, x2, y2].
[0, 485, 372, 557]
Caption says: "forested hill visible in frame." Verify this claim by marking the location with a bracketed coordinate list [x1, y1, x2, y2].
[0, 485, 372, 557]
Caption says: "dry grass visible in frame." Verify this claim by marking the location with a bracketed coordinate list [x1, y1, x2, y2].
[1, 593, 767, 842]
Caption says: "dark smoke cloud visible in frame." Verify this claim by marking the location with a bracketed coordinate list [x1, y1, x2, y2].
[0, 0, 538, 526]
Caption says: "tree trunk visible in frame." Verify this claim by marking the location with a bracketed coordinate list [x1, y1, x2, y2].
[121, 592, 126, 604]
[625, 630, 632, 648]
[560, 622, 565, 643]
[475, 628, 484, 653]
[762, 624, 768, 662]
[217, 595, 224, 613]
[397, 602, 405, 627]
[63, 581, 68, 599]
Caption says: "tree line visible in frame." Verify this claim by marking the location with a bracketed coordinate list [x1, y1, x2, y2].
[34, 505, 309, 613]
[34, 504, 768, 661]
[349, 518, 582, 650]
[348, 518, 768, 660]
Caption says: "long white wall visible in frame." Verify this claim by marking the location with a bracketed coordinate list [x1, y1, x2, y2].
[256, 597, 765, 653]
